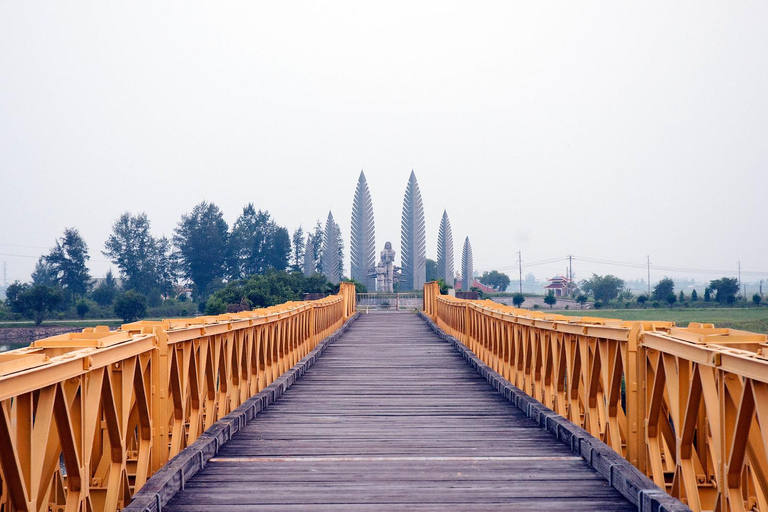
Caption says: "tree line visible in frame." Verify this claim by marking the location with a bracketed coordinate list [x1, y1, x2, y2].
[3, 201, 336, 324]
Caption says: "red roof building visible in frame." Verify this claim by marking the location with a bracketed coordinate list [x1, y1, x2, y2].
[544, 275, 571, 297]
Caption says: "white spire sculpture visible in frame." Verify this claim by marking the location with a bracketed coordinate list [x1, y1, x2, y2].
[437, 210, 454, 287]
[350, 171, 376, 291]
[322, 212, 342, 284]
[461, 236, 473, 292]
[400, 171, 426, 291]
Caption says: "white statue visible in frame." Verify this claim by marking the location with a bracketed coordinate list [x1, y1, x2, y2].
[376, 242, 397, 292]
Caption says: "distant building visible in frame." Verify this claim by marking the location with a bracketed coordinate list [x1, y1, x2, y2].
[544, 275, 571, 297]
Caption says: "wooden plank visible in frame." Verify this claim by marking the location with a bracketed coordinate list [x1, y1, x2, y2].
[163, 313, 636, 511]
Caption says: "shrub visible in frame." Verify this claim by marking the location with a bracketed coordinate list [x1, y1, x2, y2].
[114, 291, 148, 323]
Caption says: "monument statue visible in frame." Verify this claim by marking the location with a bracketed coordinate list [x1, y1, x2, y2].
[375, 241, 398, 293]
[437, 210, 454, 287]
[400, 170, 426, 291]
[350, 171, 377, 290]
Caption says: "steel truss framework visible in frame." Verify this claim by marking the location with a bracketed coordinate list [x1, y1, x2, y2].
[424, 282, 768, 512]
[0, 284, 356, 512]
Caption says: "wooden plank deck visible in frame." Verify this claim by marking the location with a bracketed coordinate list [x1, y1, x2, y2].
[164, 312, 635, 511]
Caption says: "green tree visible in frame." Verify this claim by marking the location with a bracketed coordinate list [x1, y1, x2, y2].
[479, 270, 511, 292]
[544, 290, 557, 309]
[75, 299, 90, 318]
[704, 287, 711, 302]
[228, 205, 290, 279]
[209, 270, 333, 309]
[426, 259, 439, 282]
[31, 257, 56, 286]
[291, 226, 305, 272]
[114, 290, 148, 322]
[16, 285, 63, 325]
[577, 294, 588, 309]
[652, 277, 675, 302]
[173, 202, 229, 298]
[709, 277, 739, 305]
[104, 212, 176, 299]
[637, 295, 648, 307]
[580, 274, 625, 303]
[311, 220, 324, 274]
[91, 269, 119, 306]
[753, 293, 762, 307]
[666, 292, 677, 307]
[45, 227, 91, 302]
[512, 293, 525, 308]
[691, 289, 698, 302]
[679, 290, 685, 303]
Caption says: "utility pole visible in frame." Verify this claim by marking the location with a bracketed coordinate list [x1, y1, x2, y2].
[568, 254, 573, 297]
[738, 261, 741, 292]
[518, 251, 522, 294]
[647, 256, 651, 296]
[760, 279, 763, 298]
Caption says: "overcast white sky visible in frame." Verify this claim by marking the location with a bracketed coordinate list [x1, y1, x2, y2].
[1, 2, 767, 286]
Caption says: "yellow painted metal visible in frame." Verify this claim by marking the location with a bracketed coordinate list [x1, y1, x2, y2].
[0, 282, 356, 512]
[423, 282, 768, 512]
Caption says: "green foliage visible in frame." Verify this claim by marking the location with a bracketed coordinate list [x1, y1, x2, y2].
[342, 279, 367, 294]
[580, 274, 625, 303]
[652, 277, 675, 302]
[754, 294, 762, 307]
[437, 278, 451, 295]
[512, 293, 525, 308]
[311, 220, 324, 274]
[75, 299, 91, 318]
[691, 289, 698, 302]
[174, 202, 229, 298]
[228, 204, 291, 279]
[103, 212, 175, 300]
[544, 290, 557, 309]
[704, 287, 711, 302]
[576, 294, 588, 308]
[114, 290, 148, 323]
[479, 270, 511, 292]
[90, 269, 119, 306]
[205, 297, 227, 315]
[291, 226, 305, 272]
[637, 295, 648, 307]
[31, 257, 56, 286]
[45, 227, 91, 303]
[593, 301, 603, 309]
[13, 284, 64, 325]
[426, 259, 438, 282]
[652, 301, 661, 308]
[666, 292, 677, 307]
[709, 277, 739, 305]
[679, 290, 685, 303]
[209, 271, 333, 310]
[470, 286, 485, 299]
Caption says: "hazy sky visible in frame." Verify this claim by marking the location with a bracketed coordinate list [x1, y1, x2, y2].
[2, 2, 767, 286]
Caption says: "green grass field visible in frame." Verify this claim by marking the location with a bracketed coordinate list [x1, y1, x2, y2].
[0, 319, 124, 329]
[559, 307, 768, 334]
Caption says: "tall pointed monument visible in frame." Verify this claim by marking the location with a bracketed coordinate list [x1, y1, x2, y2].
[461, 236, 473, 292]
[350, 171, 376, 291]
[400, 171, 426, 291]
[437, 210, 454, 287]
[322, 212, 341, 284]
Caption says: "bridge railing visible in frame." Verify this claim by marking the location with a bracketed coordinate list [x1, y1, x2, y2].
[0, 282, 356, 512]
[424, 281, 768, 512]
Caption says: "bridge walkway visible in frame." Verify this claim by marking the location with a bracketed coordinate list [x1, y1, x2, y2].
[164, 313, 635, 511]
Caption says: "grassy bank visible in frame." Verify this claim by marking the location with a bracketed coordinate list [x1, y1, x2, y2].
[559, 308, 768, 335]
[0, 319, 125, 329]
